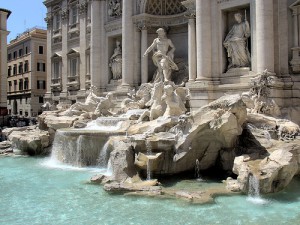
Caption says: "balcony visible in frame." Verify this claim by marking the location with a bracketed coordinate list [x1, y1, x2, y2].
[67, 75, 80, 90]
[85, 74, 91, 89]
[51, 77, 62, 91]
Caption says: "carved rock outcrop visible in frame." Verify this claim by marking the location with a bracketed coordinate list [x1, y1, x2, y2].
[226, 113, 300, 194]
[5, 126, 50, 155]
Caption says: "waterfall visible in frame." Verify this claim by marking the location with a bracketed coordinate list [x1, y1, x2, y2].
[146, 140, 152, 180]
[48, 129, 108, 167]
[97, 141, 110, 168]
[106, 158, 113, 176]
[75, 135, 83, 166]
[195, 159, 202, 181]
[248, 174, 260, 197]
[247, 174, 268, 204]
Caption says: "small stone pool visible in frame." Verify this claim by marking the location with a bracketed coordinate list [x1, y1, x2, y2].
[1, 156, 299, 225]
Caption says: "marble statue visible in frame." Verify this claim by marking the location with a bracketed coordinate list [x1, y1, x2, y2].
[137, 82, 166, 122]
[62, 86, 114, 117]
[108, 0, 122, 17]
[109, 40, 122, 80]
[143, 28, 178, 82]
[223, 12, 251, 70]
[41, 101, 57, 111]
[120, 83, 153, 112]
[94, 92, 116, 117]
[162, 84, 186, 117]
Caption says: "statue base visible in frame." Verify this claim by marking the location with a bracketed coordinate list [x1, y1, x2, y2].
[221, 67, 255, 84]
[107, 79, 122, 92]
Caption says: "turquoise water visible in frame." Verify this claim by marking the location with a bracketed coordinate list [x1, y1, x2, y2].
[1, 156, 300, 225]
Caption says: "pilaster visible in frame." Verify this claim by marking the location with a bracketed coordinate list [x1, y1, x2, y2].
[195, 0, 212, 82]
[255, 0, 274, 73]
[79, 1, 88, 94]
[90, 0, 106, 93]
[140, 23, 149, 84]
[122, 0, 134, 87]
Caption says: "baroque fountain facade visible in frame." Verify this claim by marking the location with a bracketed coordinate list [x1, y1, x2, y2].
[2, 0, 300, 202]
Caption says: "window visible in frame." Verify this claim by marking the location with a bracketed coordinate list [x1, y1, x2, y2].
[13, 64, 17, 75]
[24, 78, 29, 90]
[18, 63, 23, 74]
[19, 110, 23, 116]
[19, 79, 23, 91]
[8, 66, 11, 76]
[53, 61, 60, 79]
[25, 97, 28, 104]
[13, 80, 17, 91]
[39, 46, 44, 54]
[24, 60, 29, 72]
[71, 5, 78, 25]
[55, 14, 61, 30]
[19, 49, 23, 57]
[13, 51, 17, 59]
[37, 62, 46, 72]
[25, 46, 28, 54]
[37, 80, 46, 89]
[70, 58, 78, 77]
[8, 81, 12, 92]
[8, 53, 11, 61]
[39, 96, 44, 104]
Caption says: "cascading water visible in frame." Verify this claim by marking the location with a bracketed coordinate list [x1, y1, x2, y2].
[145, 140, 152, 180]
[195, 159, 202, 181]
[247, 174, 268, 204]
[75, 135, 83, 166]
[97, 141, 110, 168]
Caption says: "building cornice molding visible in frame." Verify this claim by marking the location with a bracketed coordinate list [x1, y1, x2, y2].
[133, 12, 188, 28]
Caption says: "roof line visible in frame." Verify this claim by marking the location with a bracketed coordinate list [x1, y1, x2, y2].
[0, 8, 11, 18]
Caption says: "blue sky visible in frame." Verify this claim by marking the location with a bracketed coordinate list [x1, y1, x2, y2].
[0, 0, 47, 42]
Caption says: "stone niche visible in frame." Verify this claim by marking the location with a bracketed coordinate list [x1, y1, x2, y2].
[107, 36, 122, 88]
[146, 25, 188, 83]
[221, 5, 251, 84]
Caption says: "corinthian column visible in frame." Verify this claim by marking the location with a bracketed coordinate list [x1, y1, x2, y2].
[293, 9, 299, 47]
[91, 0, 106, 91]
[196, 0, 211, 81]
[188, 17, 196, 81]
[122, 0, 134, 86]
[140, 25, 148, 83]
[256, 0, 274, 73]
[182, 0, 197, 81]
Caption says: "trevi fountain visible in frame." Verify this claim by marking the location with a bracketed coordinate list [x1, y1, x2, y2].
[1, 0, 300, 224]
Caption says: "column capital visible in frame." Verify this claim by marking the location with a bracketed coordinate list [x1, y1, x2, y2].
[44, 13, 53, 27]
[136, 21, 150, 30]
[182, 0, 196, 19]
[292, 8, 298, 16]
[61, 8, 69, 20]
[78, 2, 88, 15]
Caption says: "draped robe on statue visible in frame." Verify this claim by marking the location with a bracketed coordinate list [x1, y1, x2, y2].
[224, 21, 251, 70]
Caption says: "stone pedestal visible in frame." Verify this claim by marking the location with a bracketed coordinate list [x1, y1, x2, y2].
[220, 68, 252, 84]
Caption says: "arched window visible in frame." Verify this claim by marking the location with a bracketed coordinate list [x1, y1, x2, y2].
[146, 0, 186, 16]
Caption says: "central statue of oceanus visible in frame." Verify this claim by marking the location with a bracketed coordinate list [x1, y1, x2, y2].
[143, 28, 178, 82]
